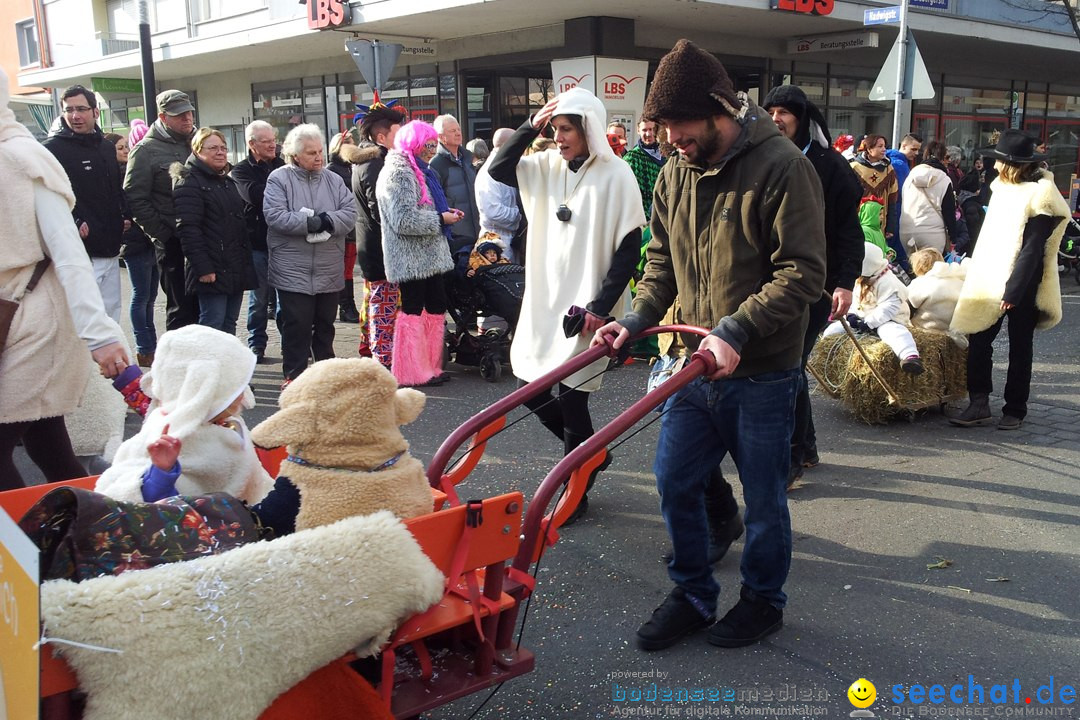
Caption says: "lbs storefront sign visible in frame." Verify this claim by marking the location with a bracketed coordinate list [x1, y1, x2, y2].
[770, 0, 835, 15]
[307, 0, 351, 29]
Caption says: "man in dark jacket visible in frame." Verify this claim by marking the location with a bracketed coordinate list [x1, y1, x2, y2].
[125, 89, 200, 331]
[352, 103, 404, 369]
[430, 114, 480, 256]
[44, 85, 128, 323]
[763, 85, 865, 484]
[230, 120, 284, 362]
[594, 40, 826, 652]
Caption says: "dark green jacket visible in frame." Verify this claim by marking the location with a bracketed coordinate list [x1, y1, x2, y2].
[632, 99, 827, 377]
[124, 119, 193, 247]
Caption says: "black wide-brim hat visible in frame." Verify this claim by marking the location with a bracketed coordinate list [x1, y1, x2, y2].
[984, 128, 1047, 163]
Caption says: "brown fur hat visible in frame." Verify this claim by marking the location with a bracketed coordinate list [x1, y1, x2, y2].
[251, 358, 433, 530]
[643, 39, 740, 122]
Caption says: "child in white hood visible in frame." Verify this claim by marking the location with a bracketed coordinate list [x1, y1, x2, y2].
[95, 325, 274, 504]
[907, 247, 968, 333]
[824, 242, 923, 374]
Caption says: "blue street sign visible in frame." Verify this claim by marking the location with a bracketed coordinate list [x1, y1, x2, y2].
[864, 6, 901, 25]
[910, 0, 948, 8]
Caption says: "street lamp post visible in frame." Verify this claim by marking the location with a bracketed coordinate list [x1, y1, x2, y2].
[138, 0, 156, 119]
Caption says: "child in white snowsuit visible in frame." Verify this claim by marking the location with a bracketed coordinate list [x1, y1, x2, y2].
[824, 242, 923, 374]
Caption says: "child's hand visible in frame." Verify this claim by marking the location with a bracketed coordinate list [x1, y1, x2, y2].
[467, 268, 476, 277]
[147, 424, 181, 471]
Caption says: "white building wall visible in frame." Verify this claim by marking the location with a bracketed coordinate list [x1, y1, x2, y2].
[43, 0, 100, 66]
[172, 69, 253, 127]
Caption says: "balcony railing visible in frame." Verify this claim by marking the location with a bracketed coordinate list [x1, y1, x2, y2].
[98, 34, 140, 56]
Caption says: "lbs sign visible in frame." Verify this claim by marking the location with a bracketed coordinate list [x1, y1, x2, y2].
[308, 0, 351, 30]
[770, 0, 835, 15]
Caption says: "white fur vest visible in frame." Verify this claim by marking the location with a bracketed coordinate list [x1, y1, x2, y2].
[951, 172, 1068, 335]
[375, 150, 454, 284]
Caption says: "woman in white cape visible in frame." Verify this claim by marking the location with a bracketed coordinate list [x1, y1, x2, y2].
[488, 87, 645, 522]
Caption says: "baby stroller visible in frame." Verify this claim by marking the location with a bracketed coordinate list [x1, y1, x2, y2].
[1060, 214, 1080, 285]
[446, 261, 525, 382]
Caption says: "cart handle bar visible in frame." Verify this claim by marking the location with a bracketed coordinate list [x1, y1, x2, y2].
[423, 325, 714, 565]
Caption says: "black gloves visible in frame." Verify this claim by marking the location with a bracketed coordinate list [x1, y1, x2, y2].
[305, 213, 334, 234]
[845, 314, 870, 333]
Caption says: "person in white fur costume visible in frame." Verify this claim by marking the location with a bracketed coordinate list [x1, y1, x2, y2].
[949, 130, 1070, 430]
[823, 242, 924, 374]
[95, 324, 273, 503]
[486, 87, 645, 522]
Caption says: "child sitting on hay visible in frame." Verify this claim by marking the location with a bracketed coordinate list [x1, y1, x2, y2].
[907, 247, 968, 338]
[824, 242, 924, 375]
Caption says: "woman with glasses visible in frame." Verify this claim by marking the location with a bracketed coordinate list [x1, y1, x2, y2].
[376, 120, 462, 387]
[264, 124, 356, 386]
[171, 127, 257, 336]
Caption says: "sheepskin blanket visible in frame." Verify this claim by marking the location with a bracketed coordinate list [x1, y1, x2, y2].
[40, 511, 444, 720]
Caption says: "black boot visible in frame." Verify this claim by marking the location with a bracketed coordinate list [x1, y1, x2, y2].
[949, 392, 992, 427]
[703, 468, 744, 564]
[561, 430, 611, 525]
[338, 279, 360, 323]
[663, 467, 743, 564]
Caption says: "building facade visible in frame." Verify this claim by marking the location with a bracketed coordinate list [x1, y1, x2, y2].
[17, 0, 1080, 190]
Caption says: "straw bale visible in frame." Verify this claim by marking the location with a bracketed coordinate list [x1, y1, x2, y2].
[808, 327, 966, 424]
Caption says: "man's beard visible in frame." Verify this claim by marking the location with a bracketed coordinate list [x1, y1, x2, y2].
[684, 117, 722, 165]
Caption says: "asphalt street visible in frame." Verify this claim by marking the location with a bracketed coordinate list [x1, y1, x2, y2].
[15, 277, 1080, 719]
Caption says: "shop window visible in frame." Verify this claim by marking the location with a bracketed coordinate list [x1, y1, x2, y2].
[940, 86, 1011, 170]
[439, 74, 457, 116]
[826, 77, 889, 142]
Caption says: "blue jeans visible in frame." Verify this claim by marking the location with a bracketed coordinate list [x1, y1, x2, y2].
[655, 369, 799, 613]
[247, 249, 270, 351]
[197, 291, 244, 336]
[124, 250, 159, 354]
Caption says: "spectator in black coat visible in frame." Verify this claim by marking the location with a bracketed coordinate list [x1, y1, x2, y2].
[430, 114, 480, 257]
[230, 120, 284, 362]
[764, 85, 865, 484]
[171, 128, 257, 336]
[43, 85, 128, 323]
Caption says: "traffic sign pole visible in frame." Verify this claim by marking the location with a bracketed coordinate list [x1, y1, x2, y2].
[891, 0, 910, 146]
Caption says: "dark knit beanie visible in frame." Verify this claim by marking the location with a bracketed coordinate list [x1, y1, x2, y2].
[643, 39, 740, 122]
[762, 85, 808, 118]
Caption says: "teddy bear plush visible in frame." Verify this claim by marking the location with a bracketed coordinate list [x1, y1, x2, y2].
[251, 357, 434, 531]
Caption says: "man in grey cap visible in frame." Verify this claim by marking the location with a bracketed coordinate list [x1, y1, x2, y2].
[124, 89, 200, 330]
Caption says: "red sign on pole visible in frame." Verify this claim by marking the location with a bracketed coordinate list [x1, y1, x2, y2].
[770, 0, 835, 15]
[307, 0, 351, 30]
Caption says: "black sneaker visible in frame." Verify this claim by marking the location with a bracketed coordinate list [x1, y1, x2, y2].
[707, 512, 744, 564]
[562, 493, 588, 526]
[636, 587, 715, 651]
[662, 513, 745, 565]
[707, 589, 783, 648]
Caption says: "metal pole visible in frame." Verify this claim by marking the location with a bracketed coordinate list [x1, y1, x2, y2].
[891, 0, 910, 146]
[372, 39, 381, 97]
[138, 0, 156, 121]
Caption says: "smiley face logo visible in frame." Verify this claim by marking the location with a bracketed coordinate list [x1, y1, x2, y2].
[848, 678, 877, 708]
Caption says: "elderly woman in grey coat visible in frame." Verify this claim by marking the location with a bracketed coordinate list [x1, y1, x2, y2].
[264, 124, 356, 386]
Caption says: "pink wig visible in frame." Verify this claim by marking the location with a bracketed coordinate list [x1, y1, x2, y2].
[394, 120, 438, 206]
[128, 118, 149, 148]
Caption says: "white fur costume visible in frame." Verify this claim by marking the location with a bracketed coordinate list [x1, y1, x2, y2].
[511, 87, 646, 391]
[40, 511, 444, 720]
[951, 171, 1069, 335]
[96, 326, 273, 503]
[908, 259, 968, 332]
[824, 243, 918, 360]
